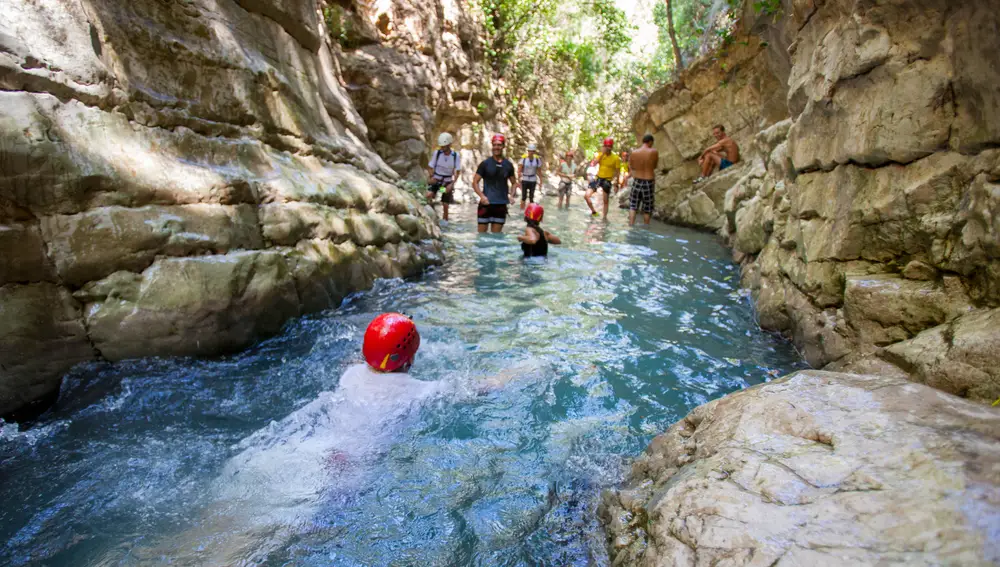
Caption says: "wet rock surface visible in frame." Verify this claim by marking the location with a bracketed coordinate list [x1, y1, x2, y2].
[0, 0, 443, 417]
[601, 370, 1000, 567]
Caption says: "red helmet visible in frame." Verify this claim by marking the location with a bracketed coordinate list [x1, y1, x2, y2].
[491, 133, 506, 145]
[525, 203, 544, 223]
[362, 313, 420, 372]
[603, 137, 614, 147]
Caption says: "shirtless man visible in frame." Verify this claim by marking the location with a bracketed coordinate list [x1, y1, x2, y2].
[695, 124, 740, 182]
[628, 134, 659, 226]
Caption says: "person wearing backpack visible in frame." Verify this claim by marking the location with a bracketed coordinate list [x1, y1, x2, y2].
[518, 143, 544, 210]
[425, 133, 461, 221]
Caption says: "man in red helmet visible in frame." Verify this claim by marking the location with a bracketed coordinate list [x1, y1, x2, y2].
[472, 134, 518, 233]
[153, 313, 526, 562]
[584, 137, 621, 219]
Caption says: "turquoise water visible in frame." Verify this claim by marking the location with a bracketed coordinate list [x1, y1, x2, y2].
[0, 200, 804, 566]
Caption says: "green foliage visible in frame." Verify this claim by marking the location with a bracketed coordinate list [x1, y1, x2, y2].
[322, 4, 358, 48]
[472, 0, 747, 156]
[752, 0, 781, 16]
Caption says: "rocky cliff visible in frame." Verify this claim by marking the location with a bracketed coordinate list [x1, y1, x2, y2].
[632, 0, 1000, 402]
[608, 1, 1000, 563]
[0, 0, 443, 419]
[329, 0, 494, 188]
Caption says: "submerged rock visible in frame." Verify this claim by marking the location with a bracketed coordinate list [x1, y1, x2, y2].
[600, 371, 1000, 566]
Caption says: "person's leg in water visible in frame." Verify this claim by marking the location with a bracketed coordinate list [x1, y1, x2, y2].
[599, 179, 612, 219]
[584, 180, 600, 216]
[441, 187, 453, 221]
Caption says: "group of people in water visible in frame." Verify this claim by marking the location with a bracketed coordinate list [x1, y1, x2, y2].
[424, 125, 741, 256]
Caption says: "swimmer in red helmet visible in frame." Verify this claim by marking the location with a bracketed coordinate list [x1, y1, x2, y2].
[160, 312, 524, 562]
[517, 203, 561, 258]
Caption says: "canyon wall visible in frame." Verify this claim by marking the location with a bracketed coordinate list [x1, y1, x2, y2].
[329, 0, 495, 191]
[631, 0, 1000, 402]
[0, 0, 443, 418]
[606, 2, 1000, 563]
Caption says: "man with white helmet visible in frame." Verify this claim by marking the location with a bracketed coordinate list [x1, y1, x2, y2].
[426, 132, 461, 221]
[518, 142, 544, 210]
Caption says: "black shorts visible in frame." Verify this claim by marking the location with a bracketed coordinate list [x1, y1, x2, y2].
[596, 178, 613, 193]
[477, 203, 508, 225]
[521, 181, 538, 202]
[427, 182, 454, 204]
[629, 178, 655, 213]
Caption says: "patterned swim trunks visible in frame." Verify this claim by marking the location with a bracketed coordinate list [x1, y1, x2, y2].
[629, 178, 655, 213]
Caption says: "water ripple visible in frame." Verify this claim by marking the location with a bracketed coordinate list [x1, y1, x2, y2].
[0, 203, 804, 566]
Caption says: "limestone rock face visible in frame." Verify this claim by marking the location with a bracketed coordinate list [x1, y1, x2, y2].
[636, 0, 1000, 399]
[333, 0, 492, 187]
[600, 371, 1000, 567]
[0, 0, 443, 417]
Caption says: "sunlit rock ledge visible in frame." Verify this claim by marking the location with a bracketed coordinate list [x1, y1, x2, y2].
[0, 0, 443, 419]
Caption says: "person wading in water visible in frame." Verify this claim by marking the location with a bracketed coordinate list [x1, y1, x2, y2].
[628, 134, 659, 226]
[557, 151, 575, 209]
[518, 203, 561, 258]
[584, 138, 621, 219]
[518, 143, 544, 210]
[425, 132, 460, 222]
[473, 133, 517, 233]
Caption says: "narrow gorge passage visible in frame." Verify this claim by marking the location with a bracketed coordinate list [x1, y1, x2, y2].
[0, 199, 804, 566]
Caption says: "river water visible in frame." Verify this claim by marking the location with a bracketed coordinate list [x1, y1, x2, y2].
[0, 200, 804, 566]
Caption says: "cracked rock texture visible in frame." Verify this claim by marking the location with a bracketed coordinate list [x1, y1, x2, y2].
[600, 371, 1000, 567]
[634, 0, 1000, 402]
[331, 0, 497, 191]
[0, 0, 443, 418]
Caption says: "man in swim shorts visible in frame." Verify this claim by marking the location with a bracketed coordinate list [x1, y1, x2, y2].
[584, 137, 621, 219]
[694, 124, 740, 183]
[473, 133, 517, 233]
[628, 134, 659, 226]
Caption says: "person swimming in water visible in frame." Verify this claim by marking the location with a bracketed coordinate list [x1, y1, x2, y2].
[517, 203, 561, 258]
[143, 314, 522, 565]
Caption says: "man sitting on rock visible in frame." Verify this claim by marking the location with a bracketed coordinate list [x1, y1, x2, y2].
[694, 124, 740, 183]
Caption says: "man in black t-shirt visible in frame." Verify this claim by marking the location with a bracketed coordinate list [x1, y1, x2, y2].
[472, 133, 517, 233]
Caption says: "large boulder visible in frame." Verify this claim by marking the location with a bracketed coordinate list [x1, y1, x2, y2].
[601, 370, 1000, 566]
